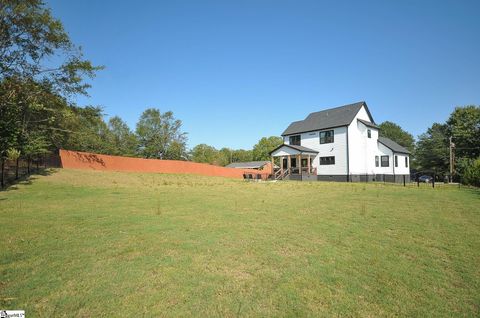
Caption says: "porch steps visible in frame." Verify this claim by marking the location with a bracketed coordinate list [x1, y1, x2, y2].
[274, 168, 290, 180]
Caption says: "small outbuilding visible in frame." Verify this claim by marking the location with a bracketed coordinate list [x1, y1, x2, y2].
[226, 161, 275, 171]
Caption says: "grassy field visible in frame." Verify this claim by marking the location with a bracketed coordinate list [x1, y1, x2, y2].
[1, 169, 479, 317]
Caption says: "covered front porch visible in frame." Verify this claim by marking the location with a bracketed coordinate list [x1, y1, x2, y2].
[269, 144, 319, 180]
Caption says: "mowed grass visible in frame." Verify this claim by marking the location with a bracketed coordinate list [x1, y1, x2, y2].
[0, 169, 479, 317]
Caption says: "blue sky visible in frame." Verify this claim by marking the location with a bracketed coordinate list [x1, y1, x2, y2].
[47, 0, 479, 149]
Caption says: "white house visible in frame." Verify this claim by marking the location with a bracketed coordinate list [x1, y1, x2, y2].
[269, 101, 411, 182]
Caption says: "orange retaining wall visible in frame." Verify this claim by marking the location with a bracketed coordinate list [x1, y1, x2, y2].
[59, 150, 271, 179]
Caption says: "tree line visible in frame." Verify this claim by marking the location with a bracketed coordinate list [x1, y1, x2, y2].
[378, 106, 480, 186]
[190, 136, 283, 166]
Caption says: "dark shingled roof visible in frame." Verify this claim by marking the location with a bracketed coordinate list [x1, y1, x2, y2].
[357, 118, 379, 128]
[378, 137, 411, 154]
[226, 161, 270, 169]
[282, 101, 374, 136]
[269, 144, 319, 155]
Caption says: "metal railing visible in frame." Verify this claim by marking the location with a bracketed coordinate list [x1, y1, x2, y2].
[1, 154, 61, 188]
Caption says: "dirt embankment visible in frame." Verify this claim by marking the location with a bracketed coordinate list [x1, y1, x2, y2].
[59, 149, 270, 179]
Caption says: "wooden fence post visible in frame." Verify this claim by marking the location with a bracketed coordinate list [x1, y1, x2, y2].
[1, 158, 4, 188]
[15, 158, 19, 180]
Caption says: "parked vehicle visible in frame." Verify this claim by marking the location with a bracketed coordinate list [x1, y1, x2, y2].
[418, 175, 431, 183]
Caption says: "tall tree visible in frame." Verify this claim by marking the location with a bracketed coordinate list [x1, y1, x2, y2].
[415, 123, 449, 173]
[1, 78, 71, 175]
[0, 0, 102, 182]
[252, 136, 283, 161]
[445, 105, 480, 159]
[0, 79, 20, 160]
[108, 116, 137, 157]
[231, 149, 253, 163]
[0, 0, 101, 92]
[164, 140, 188, 161]
[62, 106, 115, 155]
[191, 144, 219, 164]
[378, 121, 415, 152]
[136, 108, 187, 159]
[217, 147, 233, 166]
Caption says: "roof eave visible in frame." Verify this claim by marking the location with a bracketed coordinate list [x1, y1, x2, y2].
[268, 144, 319, 155]
[357, 118, 379, 129]
[377, 139, 411, 155]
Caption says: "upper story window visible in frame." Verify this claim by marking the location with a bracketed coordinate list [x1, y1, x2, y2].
[367, 129, 371, 138]
[320, 156, 335, 165]
[395, 155, 398, 167]
[320, 130, 334, 144]
[289, 135, 301, 146]
[405, 157, 408, 167]
[375, 156, 379, 167]
[381, 155, 389, 167]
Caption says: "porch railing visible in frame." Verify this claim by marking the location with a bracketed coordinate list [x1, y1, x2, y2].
[273, 166, 317, 180]
[275, 168, 290, 180]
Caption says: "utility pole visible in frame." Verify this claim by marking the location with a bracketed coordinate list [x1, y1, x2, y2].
[449, 136, 455, 182]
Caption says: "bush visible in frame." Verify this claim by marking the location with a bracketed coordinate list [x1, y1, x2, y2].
[462, 158, 480, 187]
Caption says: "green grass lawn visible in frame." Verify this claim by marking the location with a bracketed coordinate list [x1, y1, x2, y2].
[1, 169, 479, 317]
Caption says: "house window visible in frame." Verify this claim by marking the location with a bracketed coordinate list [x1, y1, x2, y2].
[395, 155, 398, 167]
[320, 130, 334, 144]
[405, 157, 408, 167]
[381, 155, 389, 167]
[320, 156, 335, 165]
[367, 129, 371, 138]
[375, 156, 379, 167]
[289, 135, 301, 146]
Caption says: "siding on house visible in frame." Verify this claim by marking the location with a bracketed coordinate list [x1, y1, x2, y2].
[348, 105, 374, 175]
[393, 153, 410, 175]
[284, 127, 348, 175]
[376, 142, 394, 174]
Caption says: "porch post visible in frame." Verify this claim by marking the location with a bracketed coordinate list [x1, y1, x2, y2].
[298, 154, 302, 175]
[307, 155, 311, 175]
[280, 156, 284, 174]
[271, 156, 274, 175]
[287, 155, 291, 172]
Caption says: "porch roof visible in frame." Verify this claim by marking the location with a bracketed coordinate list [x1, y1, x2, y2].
[269, 144, 319, 157]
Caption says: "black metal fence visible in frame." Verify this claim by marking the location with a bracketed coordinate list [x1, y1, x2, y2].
[0, 154, 61, 188]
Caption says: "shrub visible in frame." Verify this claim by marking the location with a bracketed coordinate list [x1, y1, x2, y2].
[462, 157, 480, 187]
[6, 148, 21, 161]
